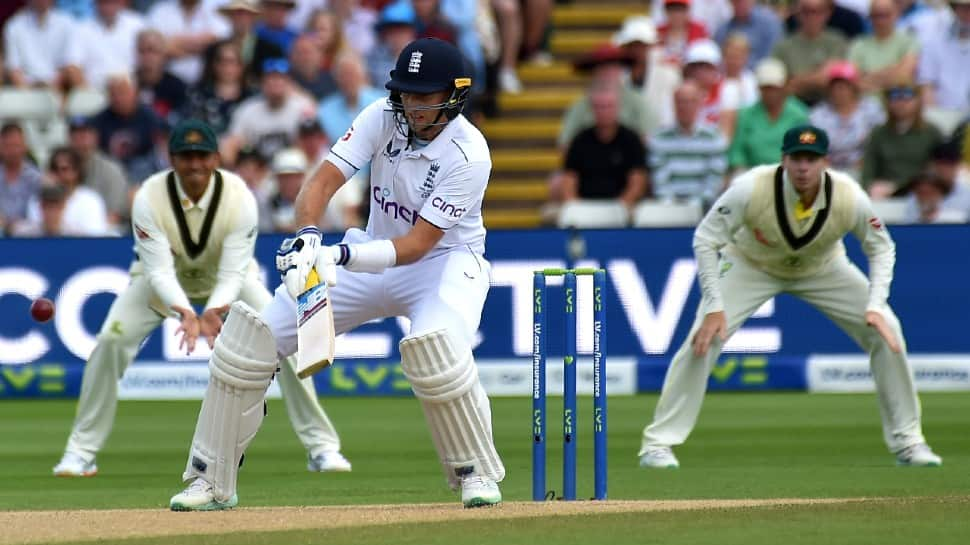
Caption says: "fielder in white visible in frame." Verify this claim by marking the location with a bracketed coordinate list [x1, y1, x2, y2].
[639, 125, 942, 469]
[169, 38, 505, 511]
[52, 120, 350, 478]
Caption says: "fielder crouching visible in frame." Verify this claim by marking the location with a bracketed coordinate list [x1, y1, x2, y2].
[53, 120, 349, 479]
[170, 38, 505, 511]
[639, 125, 942, 470]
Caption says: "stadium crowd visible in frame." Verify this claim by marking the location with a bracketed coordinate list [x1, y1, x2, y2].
[0, 0, 969, 237]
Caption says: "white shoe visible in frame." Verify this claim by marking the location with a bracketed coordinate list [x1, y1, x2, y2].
[896, 443, 942, 467]
[170, 478, 238, 511]
[307, 450, 352, 472]
[498, 68, 522, 94]
[639, 446, 680, 468]
[460, 474, 502, 508]
[52, 452, 97, 477]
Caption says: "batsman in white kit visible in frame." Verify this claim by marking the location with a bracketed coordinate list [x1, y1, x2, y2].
[52, 120, 350, 478]
[639, 125, 942, 470]
[169, 38, 505, 511]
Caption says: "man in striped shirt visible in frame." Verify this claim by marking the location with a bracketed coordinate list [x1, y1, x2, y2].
[649, 81, 729, 208]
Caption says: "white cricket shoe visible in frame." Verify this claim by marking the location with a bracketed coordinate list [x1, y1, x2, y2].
[52, 452, 97, 477]
[639, 446, 680, 469]
[307, 451, 352, 472]
[460, 475, 502, 508]
[896, 443, 942, 467]
[170, 478, 238, 511]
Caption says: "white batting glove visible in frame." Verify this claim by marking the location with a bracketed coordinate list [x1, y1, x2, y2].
[276, 226, 322, 299]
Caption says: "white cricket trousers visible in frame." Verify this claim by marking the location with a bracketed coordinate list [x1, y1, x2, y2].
[64, 275, 341, 461]
[641, 250, 926, 455]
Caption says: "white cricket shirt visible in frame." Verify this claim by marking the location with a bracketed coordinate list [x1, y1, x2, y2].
[326, 98, 491, 256]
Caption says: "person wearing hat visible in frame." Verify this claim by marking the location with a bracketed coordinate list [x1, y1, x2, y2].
[222, 57, 317, 164]
[681, 39, 724, 126]
[557, 43, 651, 150]
[53, 118, 351, 480]
[808, 60, 885, 177]
[613, 16, 682, 136]
[640, 124, 943, 470]
[216, 0, 285, 85]
[170, 38, 505, 511]
[367, 0, 419, 88]
[728, 57, 809, 171]
[255, 0, 299, 54]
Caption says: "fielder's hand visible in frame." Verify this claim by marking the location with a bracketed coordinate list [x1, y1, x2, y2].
[865, 310, 902, 353]
[199, 305, 230, 349]
[692, 311, 728, 357]
[172, 305, 200, 355]
[276, 226, 322, 299]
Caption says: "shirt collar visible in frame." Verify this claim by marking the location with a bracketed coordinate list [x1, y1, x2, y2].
[174, 171, 217, 212]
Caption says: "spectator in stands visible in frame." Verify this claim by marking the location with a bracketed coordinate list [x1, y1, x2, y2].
[728, 58, 809, 170]
[126, 118, 172, 185]
[861, 82, 943, 197]
[67, 116, 129, 227]
[681, 40, 724, 127]
[650, 81, 728, 208]
[561, 85, 649, 209]
[318, 53, 384, 144]
[10, 184, 68, 237]
[217, 0, 284, 85]
[917, 0, 970, 117]
[235, 146, 273, 220]
[263, 147, 304, 232]
[0, 122, 42, 235]
[657, 0, 710, 66]
[613, 17, 681, 139]
[772, 0, 849, 106]
[809, 61, 885, 177]
[719, 33, 759, 138]
[367, 1, 418, 88]
[135, 29, 188, 125]
[222, 58, 316, 164]
[558, 44, 650, 149]
[847, 0, 918, 94]
[3, 0, 82, 90]
[651, 0, 733, 37]
[714, 0, 784, 67]
[902, 170, 969, 223]
[785, 0, 867, 39]
[902, 141, 970, 221]
[71, 0, 146, 92]
[896, 0, 954, 49]
[521, 0, 553, 66]
[413, 0, 457, 44]
[92, 73, 164, 180]
[490, 0, 523, 93]
[146, 0, 230, 85]
[26, 147, 110, 236]
[183, 40, 255, 136]
[306, 9, 349, 74]
[330, 0, 378, 59]
[289, 34, 336, 99]
[296, 117, 329, 165]
[257, 0, 299, 54]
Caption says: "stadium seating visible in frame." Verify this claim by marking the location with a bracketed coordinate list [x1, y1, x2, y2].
[557, 200, 630, 228]
[632, 200, 704, 228]
[871, 198, 910, 225]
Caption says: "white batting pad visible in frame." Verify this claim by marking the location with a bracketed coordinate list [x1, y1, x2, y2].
[182, 302, 278, 501]
[399, 329, 505, 489]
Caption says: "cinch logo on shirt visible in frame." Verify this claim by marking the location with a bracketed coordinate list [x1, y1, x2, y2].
[431, 196, 466, 218]
[373, 186, 419, 225]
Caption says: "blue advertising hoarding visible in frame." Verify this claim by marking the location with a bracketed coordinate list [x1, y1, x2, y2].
[1, 225, 968, 398]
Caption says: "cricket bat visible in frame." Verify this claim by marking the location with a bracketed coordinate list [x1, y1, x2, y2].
[296, 266, 335, 378]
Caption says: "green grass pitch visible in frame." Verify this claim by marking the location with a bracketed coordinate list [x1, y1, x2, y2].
[1, 392, 968, 544]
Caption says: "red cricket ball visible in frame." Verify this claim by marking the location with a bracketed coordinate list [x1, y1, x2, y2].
[30, 298, 55, 323]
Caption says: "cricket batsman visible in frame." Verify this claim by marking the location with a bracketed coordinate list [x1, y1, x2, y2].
[53, 120, 351, 478]
[639, 125, 942, 469]
[169, 38, 505, 511]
